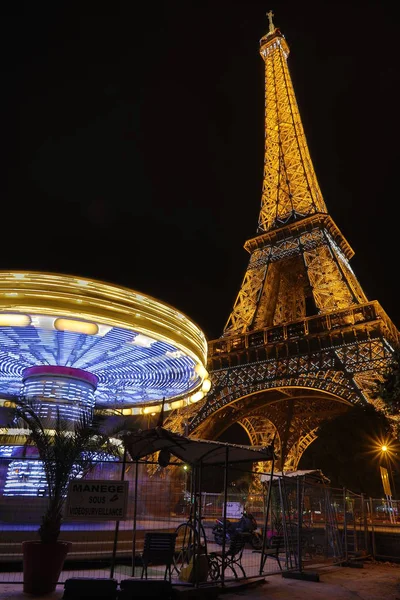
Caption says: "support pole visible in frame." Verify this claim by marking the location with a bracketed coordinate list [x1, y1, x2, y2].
[221, 446, 229, 587]
[259, 437, 276, 575]
[192, 464, 198, 580]
[296, 475, 303, 574]
[343, 488, 348, 562]
[193, 461, 203, 587]
[110, 446, 127, 578]
[369, 497, 376, 558]
[131, 459, 139, 576]
[361, 493, 369, 555]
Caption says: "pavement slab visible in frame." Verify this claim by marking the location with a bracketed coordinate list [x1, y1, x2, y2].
[222, 562, 400, 600]
[0, 561, 398, 600]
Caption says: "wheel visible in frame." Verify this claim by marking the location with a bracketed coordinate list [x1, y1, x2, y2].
[250, 532, 263, 550]
[174, 522, 208, 574]
[174, 523, 196, 573]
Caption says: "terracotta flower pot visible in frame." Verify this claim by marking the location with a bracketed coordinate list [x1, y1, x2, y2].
[22, 540, 72, 595]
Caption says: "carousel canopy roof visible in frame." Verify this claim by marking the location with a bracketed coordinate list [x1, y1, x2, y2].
[123, 426, 275, 465]
[0, 272, 209, 409]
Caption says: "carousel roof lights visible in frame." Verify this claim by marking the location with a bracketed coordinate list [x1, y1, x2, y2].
[0, 314, 31, 327]
[54, 318, 99, 336]
[0, 271, 209, 409]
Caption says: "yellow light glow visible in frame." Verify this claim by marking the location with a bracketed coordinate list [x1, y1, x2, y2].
[190, 391, 204, 403]
[122, 408, 132, 416]
[1, 400, 16, 408]
[382, 445, 388, 452]
[170, 399, 185, 410]
[54, 318, 99, 335]
[0, 314, 31, 327]
[143, 405, 161, 415]
[201, 378, 212, 393]
[195, 363, 208, 380]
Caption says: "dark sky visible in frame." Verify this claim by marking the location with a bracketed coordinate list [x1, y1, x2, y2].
[2, 1, 399, 342]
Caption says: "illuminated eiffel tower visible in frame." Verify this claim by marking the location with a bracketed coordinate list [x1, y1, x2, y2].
[167, 13, 399, 469]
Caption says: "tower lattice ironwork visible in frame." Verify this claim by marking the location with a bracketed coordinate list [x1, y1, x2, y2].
[165, 13, 399, 470]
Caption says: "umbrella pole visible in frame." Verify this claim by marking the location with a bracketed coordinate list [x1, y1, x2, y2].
[110, 445, 127, 578]
[131, 459, 139, 577]
[259, 435, 276, 575]
[221, 446, 229, 587]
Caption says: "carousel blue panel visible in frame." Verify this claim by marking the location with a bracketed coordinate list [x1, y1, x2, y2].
[0, 319, 200, 406]
[2, 448, 118, 497]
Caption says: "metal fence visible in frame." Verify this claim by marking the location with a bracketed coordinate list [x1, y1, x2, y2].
[0, 456, 398, 585]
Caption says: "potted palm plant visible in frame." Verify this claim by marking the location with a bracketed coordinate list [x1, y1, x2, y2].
[13, 399, 121, 595]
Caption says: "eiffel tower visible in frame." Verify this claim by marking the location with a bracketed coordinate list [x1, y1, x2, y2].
[166, 13, 399, 470]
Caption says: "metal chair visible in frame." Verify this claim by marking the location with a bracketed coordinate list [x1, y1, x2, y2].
[208, 532, 248, 580]
[254, 534, 284, 572]
[140, 532, 177, 581]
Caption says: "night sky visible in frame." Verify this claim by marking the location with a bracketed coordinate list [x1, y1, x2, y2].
[2, 1, 399, 343]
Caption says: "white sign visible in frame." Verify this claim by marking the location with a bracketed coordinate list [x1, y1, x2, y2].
[65, 480, 129, 520]
[223, 501, 243, 518]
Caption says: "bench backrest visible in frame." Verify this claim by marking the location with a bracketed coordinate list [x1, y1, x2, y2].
[269, 535, 284, 551]
[142, 532, 177, 566]
[227, 532, 249, 557]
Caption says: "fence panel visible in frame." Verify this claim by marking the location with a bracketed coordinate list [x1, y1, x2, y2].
[1, 456, 399, 586]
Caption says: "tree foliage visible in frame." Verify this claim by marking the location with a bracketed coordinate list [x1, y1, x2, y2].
[14, 400, 122, 543]
[374, 347, 400, 415]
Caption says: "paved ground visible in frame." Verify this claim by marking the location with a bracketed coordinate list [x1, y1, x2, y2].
[0, 560, 398, 600]
[223, 561, 400, 600]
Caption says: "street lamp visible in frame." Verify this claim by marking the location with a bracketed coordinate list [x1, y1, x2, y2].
[381, 444, 397, 501]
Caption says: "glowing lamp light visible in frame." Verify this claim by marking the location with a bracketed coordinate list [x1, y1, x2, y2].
[143, 405, 161, 415]
[0, 314, 31, 327]
[54, 318, 99, 336]
[201, 378, 212, 393]
[195, 364, 208, 379]
[382, 445, 388, 452]
[190, 391, 204, 403]
[170, 399, 185, 410]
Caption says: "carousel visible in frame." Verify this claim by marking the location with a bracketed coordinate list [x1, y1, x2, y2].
[0, 271, 210, 496]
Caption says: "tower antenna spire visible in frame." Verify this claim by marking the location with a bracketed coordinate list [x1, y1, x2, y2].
[266, 9, 275, 34]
